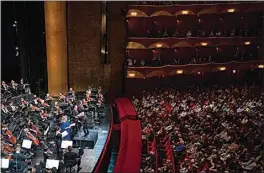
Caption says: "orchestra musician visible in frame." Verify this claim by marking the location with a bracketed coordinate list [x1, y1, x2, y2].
[10, 80, 18, 90]
[59, 93, 66, 102]
[2, 81, 9, 91]
[68, 88, 75, 101]
[22, 128, 40, 146]
[45, 93, 54, 101]
[1, 124, 17, 145]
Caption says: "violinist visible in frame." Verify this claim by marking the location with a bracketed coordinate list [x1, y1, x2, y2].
[45, 93, 54, 101]
[68, 88, 75, 101]
[59, 93, 66, 102]
[40, 110, 49, 120]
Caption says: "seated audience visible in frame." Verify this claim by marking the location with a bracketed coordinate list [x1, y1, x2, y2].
[133, 84, 264, 173]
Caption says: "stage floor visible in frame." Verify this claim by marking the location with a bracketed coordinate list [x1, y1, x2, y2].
[79, 104, 110, 172]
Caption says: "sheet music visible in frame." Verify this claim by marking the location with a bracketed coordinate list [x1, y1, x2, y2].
[61, 140, 73, 149]
[46, 159, 59, 169]
[1, 159, 10, 169]
[22, 139, 32, 149]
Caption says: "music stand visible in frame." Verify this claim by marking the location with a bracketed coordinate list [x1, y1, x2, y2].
[61, 140, 73, 149]
[46, 159, 59, 169]
[22, 139, 33, 149]
[1, 159, 9, 169]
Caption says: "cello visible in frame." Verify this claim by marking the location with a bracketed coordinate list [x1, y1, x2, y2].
[24, 129, 40, 146]
[2, 125, 17, 145]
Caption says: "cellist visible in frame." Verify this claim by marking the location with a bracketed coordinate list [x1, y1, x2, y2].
[22, 128, 40, 146]
[1, 124, 16, 145]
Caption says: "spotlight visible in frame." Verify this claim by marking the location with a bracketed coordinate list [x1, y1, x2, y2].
[15, 47, 18, 50]
[233, 70, 236, 73]
[13, 24, 16, 27]
[198, 72, 201, 75]
[14, 21, 17, 24]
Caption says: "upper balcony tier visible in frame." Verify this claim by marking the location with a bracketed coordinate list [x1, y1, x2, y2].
[126, 12, 263, 38]
[131, 1, 260, 6]
[126, 2, 264, 17]
[126, 60, 264, 78]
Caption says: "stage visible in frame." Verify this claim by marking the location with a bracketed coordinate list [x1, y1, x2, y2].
[29, 102, 111, 173]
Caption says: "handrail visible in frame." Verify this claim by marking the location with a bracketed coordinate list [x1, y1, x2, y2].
[93, 105, 113, 173]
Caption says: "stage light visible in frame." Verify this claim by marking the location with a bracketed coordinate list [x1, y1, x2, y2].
[244, 41, 250, 45]
[177, 70, 183, 74]
[131, 12, 137, 16]
[198, 72, 201, 74]
[16, 52, 19, 56]
[201, 42, 208, 46]
[128, 73, 135, 77]
[14, 21, 17, 24]
[13, 24, 16, 27]
[233, 70, 236, 73]
[227, 9, 235, 13]
[219, 67, 226, 71]
[258, 65, 264, 68]
[156, 44, 162, 48]
[181, 10, 189, 15]
[15, 47, 18, 50]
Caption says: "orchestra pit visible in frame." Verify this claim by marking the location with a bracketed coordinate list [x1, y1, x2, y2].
[1, 1, 264, 173]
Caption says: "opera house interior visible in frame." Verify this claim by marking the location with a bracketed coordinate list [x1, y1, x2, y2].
[1, 1, 264, 173]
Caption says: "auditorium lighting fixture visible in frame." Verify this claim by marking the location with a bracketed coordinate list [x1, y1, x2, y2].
[14, 21, 17, 24]
[177, 70, 183, 74]
[227, 9, 235, 13]
[181, 10, 189, 15]
[233, 70, 236, 73]
[13, 24, 16, 27]
[219, 67, 226, 71]
[198, 72, 201, 74]
[128, 73, 135, 77]
[244, 41, 250, 45]
[259, 65, 264, 68]
[201, 42, 208, 46]
[15, 47, 18, 50]
[156, 44, 162, 48]
[131, 12, 137, 16]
